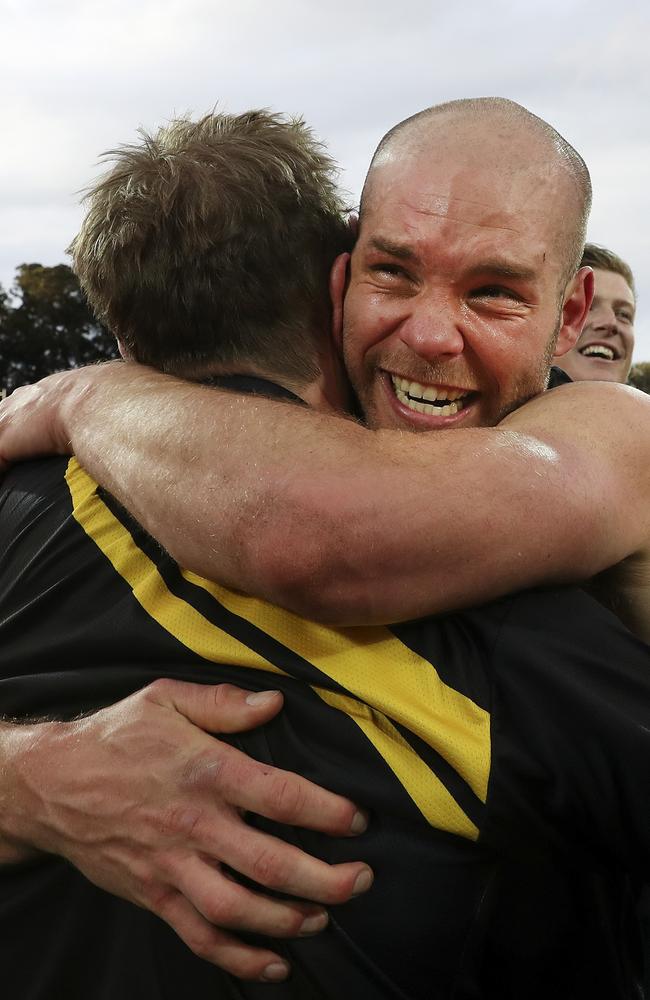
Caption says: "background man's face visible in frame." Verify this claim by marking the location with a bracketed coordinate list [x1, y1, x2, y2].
[559, 268, 635, 384]
[342, 145, 581, 431]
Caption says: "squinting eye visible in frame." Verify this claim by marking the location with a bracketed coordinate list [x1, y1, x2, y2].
[370, 263, 406, 278]
[617, 312, 634, 324]
[472, 285, 521, 301]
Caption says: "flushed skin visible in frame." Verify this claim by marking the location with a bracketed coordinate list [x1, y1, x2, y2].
[0, 106, 648, 637]
[1, 99, 650, 985]
[341, 115, 590, 432]
[1, 106, 649, 644]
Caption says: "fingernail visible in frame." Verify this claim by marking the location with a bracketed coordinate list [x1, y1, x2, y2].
[352, 868, 373, 897]
[299, 910, 328, 935]
[246, 690, 281, 706]
[261, 961, 290, 982]
[349, 809, 368, 834]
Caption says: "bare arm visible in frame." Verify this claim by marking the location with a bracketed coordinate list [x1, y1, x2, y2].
[1, 362, 649, 625]
[0, 681, 370, 981]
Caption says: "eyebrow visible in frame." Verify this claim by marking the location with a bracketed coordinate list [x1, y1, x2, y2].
[366, 239, 538, 283]
[367, 237, 419, 262]
[592, 295, 635, 314]
[463, 261, 537, 283]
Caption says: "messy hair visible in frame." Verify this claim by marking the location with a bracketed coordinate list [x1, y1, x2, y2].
[580, 243, 636, 299]
[70, 110, 352, 385]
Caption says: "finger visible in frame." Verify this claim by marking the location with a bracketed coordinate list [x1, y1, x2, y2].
[173, 854, 329, 937]
[147, 680, 369, 837]
[155, 889, 291, 981]
[145, 678, 285, 732]
[199, 739, 368, 837]
[200, 816, 373, 905]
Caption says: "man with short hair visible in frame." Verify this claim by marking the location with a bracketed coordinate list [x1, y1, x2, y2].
[0, 110, 372, 991]
[9, 99, 646, 637]
[559, 243, 636, 384]
[2, 100, 650, 997]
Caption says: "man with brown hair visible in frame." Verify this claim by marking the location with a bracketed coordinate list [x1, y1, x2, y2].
[0, 110, 374, 992]
[11, 99, 647, 637]
[72, 111, 352, 395]
[2, 99, 650, 998]
[560, 243, 636, 384]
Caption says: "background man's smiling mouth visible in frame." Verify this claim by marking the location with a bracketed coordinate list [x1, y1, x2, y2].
[389, 374, 473, 416]
[579, 344, 619, 361]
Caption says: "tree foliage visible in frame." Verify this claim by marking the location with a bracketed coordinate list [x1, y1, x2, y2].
[628, 362, 650, 395]
[0, 263, 119, 395]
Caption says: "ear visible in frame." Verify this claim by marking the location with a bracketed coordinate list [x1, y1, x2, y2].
[329, 252, 350, 351]
[553, 266, 594, 358]
[116, 337, 131, 361]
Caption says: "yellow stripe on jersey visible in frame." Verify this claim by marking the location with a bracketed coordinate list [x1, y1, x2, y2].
[66, 458, 489, 840]
[65, 459, 283, 677]
[185, 571, 491, 805]
[316, 689, 479, 837]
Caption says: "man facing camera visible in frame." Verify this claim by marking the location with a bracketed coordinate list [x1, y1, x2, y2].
[560, 243, 636, 384]
[1, 103, 650, 999]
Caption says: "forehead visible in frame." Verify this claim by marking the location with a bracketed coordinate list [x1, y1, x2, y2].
[361, 150, 571, 270]
[592, 268, 635, 309]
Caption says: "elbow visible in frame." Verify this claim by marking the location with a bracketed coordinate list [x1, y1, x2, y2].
[240, 503, 382, 625]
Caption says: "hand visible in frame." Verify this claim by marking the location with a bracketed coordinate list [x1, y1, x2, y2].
[0, 363, 123, 473]
[1, 679, 371, 981]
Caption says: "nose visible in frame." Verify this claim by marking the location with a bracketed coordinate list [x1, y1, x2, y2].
[589, 304, 618, 335]
[397, 298, 465, 361]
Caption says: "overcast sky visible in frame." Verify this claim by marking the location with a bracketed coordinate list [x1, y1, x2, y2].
[2, 0, 649, 360]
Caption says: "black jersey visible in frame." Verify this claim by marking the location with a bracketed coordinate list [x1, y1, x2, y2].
[1, 452, 650, 999]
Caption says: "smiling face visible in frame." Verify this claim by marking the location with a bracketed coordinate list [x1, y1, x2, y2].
[559, 268, 635, 384]
[341, 116, 591, 431]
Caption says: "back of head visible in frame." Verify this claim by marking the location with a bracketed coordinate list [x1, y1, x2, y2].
[580, 243, 636, 299]
[70, 110, 352, 386]
[361, 97, 592, 284]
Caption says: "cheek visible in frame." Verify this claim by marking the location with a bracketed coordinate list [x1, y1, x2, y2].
[346, 295, 401, 360]
[468, 322, 533, 379]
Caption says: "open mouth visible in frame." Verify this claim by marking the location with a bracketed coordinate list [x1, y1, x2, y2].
[390, 375, 474, 416]
[579, 344, 619, 361]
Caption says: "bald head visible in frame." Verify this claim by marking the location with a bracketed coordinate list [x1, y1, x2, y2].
[361, 98, 591, 283]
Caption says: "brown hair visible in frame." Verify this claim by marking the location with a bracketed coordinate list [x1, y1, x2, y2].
[70, 111, 352, 385]
[580, 243, 636, 299]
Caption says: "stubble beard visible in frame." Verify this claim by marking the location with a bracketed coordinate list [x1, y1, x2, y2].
[490, 318, 561, 425]
[345, 313, 562, 431]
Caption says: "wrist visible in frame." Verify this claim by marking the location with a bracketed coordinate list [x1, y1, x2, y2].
[0, 719, 63, 855]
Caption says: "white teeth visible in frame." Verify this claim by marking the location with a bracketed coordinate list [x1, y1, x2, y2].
[391, 375, 466, 416]
[580, 345, 615, 360]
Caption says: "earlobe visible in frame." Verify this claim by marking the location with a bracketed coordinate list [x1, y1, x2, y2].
[329, 253, 350, 350]
[553, 266, 594, 358]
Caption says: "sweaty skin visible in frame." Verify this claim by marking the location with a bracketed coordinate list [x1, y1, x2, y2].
[1, 113, 649, 642]
[1, 102, 649, 983]
[0, 109, 650, 640]
[2, 365, 649, 642]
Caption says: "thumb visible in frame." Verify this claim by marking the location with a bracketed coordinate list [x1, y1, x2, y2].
[146, 678, 284, 734]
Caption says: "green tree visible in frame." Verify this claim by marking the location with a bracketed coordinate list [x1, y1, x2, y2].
[628, 362, 650, 395]
[0, 263, 119, 395]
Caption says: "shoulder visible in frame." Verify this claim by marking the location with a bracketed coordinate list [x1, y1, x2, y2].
[504, 380, 650, 434]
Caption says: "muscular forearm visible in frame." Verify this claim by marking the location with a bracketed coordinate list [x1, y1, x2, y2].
[2, 365, 648, 625]
[0, 720, 48, 863]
